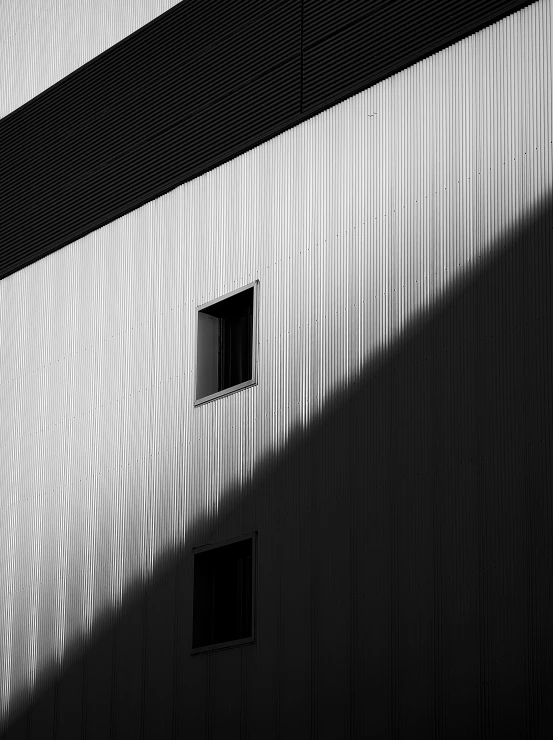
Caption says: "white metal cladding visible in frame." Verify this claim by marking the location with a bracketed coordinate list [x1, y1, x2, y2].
[0, 0, 552, 724]
[0, 0, 181, 118]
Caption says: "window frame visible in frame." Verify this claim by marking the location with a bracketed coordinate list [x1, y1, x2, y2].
[191, 532, 257, 655]
[194, 280, 259, 406]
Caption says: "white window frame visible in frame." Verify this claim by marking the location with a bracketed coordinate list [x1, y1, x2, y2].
[194, 280, 259, 406]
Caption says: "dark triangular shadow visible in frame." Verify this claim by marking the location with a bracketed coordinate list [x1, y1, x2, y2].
[2, 191, 552, 740]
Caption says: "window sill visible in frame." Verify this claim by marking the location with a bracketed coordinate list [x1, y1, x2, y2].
[194, 377, 257, 407]
[191, 635, 255, 655]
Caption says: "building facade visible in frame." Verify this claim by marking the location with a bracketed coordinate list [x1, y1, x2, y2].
[1, 1, 552, 737]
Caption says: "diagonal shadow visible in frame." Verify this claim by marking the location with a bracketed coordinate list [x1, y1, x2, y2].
[2, 191, 552, 740]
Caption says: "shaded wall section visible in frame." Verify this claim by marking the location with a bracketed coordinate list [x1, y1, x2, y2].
[2, 189, 551, 740]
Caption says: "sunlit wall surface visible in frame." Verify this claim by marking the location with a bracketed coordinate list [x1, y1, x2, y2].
[0, 0, 181, 118]
[0, 0, 552, 731]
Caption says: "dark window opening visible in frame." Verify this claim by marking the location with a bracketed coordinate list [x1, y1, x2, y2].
[196, 285, 256, 403]
[192, 536, 254, 651]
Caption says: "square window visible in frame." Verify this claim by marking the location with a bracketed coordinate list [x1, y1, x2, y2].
[195, 282, 258, 404]
[192, 534, 256, 653]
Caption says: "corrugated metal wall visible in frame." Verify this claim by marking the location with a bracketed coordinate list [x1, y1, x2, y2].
[1, 0, 552, 736]
[0, 0, 181, 118]
[0, 0, 533, 282]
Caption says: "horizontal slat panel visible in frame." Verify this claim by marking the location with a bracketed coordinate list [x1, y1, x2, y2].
[2, 59, 301, 274]
[0, 0, 533, 283]
[0, 0, 301, 282]
[0, 0, 183, 119]
[1, 0, 300, 185]
[303, 0, 533, 112]
[303, 0, 389, 46]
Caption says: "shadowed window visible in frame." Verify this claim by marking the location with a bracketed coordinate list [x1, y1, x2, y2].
[196, 285, 256, 403]
[192, 536, 255, 651]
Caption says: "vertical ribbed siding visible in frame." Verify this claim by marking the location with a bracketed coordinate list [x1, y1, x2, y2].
[0, 0, 552, 734]
[0, 0, 181, 118]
